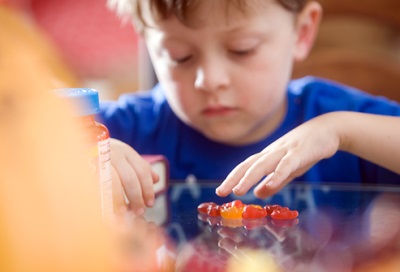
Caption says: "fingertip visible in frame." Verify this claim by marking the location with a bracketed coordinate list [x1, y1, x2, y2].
[146, 198, 154, 207]
[215, 187, 223, 196]
[140, 174, 157, 206]
[143, 189, 155, 207]
[215, 187, 229, 197]
[134, 207, 145, 216]
[151, 170, 160, 183]
[216, 177, 236, 196]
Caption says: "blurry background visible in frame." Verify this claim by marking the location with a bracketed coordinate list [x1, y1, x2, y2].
[1, 0, 399, 101]
[292, 0, 400, 102]
[1, 0, 142, 99]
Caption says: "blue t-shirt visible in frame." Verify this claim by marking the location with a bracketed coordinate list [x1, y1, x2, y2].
[98, 77, 400, 184]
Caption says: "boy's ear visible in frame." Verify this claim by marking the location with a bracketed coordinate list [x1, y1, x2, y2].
[293, 2, 322, 62]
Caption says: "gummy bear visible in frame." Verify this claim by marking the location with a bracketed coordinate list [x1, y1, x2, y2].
[221, 207, 244, 219]
[207, 204, 221, 217]
[197, 202, 221, 217]
[197, 202, 216, 214]
[264, 204, 283, 216]
[221, 200, 245, 209]
[242, 205, 267, 219]
[270, 207, 299, 220]
[220, 200, 245, 219]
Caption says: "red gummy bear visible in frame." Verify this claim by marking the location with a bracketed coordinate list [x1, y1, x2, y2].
[207, 205, 221, 217]
[264, 204, 283, 216]
[197, 202, 215, 214]
[197, 202, 221, 217]
[242, 204, 267, 219]
[270, 207, 299, 220]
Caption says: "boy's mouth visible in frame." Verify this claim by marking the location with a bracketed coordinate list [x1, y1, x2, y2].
[202, 106, 238, 117]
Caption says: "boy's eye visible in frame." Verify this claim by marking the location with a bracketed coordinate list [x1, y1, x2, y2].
[173, 55, 192, 64]
[230, 48, 255, 56]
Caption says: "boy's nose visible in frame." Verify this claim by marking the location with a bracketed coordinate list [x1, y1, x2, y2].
[194, 60, 230, 92]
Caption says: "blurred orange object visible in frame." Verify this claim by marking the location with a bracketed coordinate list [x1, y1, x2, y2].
[112, 212, 176, 272]
[0, 5, 114, 271]
[0, 4, 172, 272]
[0, 65, 113, 270]
[353, 254, 400, 272]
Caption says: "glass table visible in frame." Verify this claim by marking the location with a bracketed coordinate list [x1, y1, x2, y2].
[134, 181, 400, 272]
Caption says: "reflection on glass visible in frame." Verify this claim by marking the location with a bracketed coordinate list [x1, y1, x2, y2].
[164, 182, 400, 272]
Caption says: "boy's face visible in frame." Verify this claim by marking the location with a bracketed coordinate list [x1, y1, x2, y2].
[143, 0, 308, 145]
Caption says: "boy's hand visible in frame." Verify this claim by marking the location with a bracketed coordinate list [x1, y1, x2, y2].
[216, 113, 340, 199]
[110, 138, 159, 215]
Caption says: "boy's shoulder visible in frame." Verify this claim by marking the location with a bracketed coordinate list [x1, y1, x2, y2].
[287, 76, 400, 114]
[288, 76, 362, 96]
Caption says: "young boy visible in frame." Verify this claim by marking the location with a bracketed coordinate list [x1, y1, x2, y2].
[100, 0, 400, 214]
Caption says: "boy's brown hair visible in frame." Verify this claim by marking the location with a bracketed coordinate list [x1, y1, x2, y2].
[108, 0, 308, 32]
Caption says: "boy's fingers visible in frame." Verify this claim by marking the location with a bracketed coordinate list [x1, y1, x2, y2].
[151, 170, 160, 184]
[126, 154, 156, 208]
[253, 173, 286, 198]
[216, 154, 261, 196]
[135, 164, 156, 208]
[110, 140, 155, 212]
[252, 153, 298, 198]
[111, 166, 129, 213]
[230, 148, 288, 196]
[231, 153, 282, 196]
[254, 171, 295, 199]
[116, 160, 146, 215]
